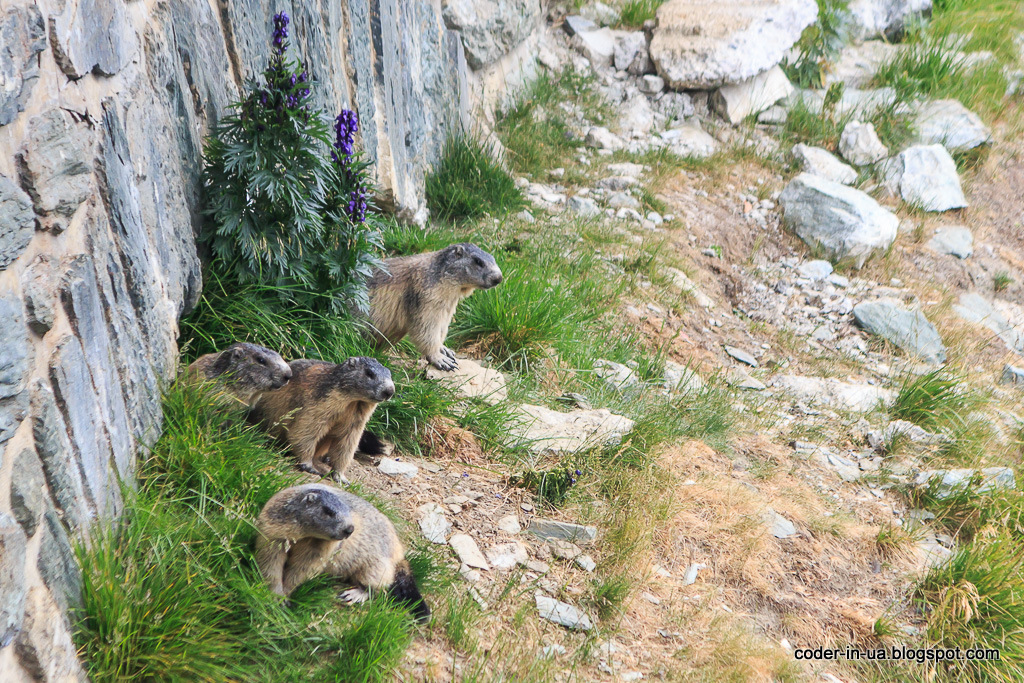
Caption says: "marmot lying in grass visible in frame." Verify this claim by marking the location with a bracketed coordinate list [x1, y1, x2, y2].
[366, 243, 503, 371]
[183, 342, 292, 407]
[255, 483, 430, 622]
[253, 357, 394, 482]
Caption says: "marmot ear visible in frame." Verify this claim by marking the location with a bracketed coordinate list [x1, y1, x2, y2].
[452, 244, 465, 258]
[303, 492, 319, 504]
[343, 358, 357, 369]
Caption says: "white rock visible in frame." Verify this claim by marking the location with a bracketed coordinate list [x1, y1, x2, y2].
[441, 0, 542, 69]
[847, 0, 933, 41]
[614, 31, 650, 74]
[572, 28, 618, 68]
[508, 404, 635, 454]
[584, 125, 625, 151]
[606, 192, 641, 210]
[597, 175, 638, 191]
[527, 518, 598, 543]
[915, 467, 1016, 499]
[796, 259, 834, 280]
[575, 555, 596, 572]
[914, 99, 991, 152]
[424, 357, 508, 404]
[417, 503, 451, 544]
[928, 225, 973, 259]
[378, 457, 419, 478]
[955, 293, 1024, 355]
[791, 144, 858, 185]
[825, 40, 902, 87]
[779, 173, 899, 268]
[485, 541, 529, 570]
[839, 120, 888, 166]
[664, 361, 704, 393]
[607, 162, 645, 178]
[563, 15, 597, 36]
[713, 65, 794, 124]
[639, 74, 666, 94]
[772, 375, 893, 412]
[497, 514, 522, 534]
[880, 144, 967, 212]
[649, 0, 818, 89]
[536, 594, 593, 630]
[764, 508, 798, 539]
[661, 119, 716, 158]
[664, 267, 714, 307]
[618, 93, 656, 135]
[540, 644, 567, 657]
[581, 1, 620, 26]
[681, 563, 707, 585]
[568, 195, 602, 217]
[729, 368, 767, 391]
[594, 359, 639, 390]
[450, 533, 491, 570]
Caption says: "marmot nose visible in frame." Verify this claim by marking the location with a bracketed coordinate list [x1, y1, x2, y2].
[340, 524, 355, 539]
[380, 383, 395, 401]
[490, 272, 503, 286]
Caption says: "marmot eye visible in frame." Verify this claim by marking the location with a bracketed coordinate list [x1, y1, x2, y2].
[473, 257, 485, 267]
[257, 357, 267, 366]
[322, 506, 337, 518]
[365, 369, 376, 380]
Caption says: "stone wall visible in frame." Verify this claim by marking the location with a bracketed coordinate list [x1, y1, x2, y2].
[0, 0, 539, 679]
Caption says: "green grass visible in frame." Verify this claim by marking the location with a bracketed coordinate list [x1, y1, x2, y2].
[890, 369, 980, 432]
[617, 0, 664, 28]
[592, 573, 631, 621]
[74, 384, 423, 682]
[993, 271, 1013, 292]
[426, 132, 525, 223]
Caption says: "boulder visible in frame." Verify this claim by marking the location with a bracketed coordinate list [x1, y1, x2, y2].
[838, 120, 888, 166]
[442, 0, 541, 70]
[572, 27, 618, 68]
[584, 126, 625, 151]
[650, 0, 818, 89]
[914, 99, 991, 152]
[791, 144, 858, 185]
[928, 225, 973, 259]
[853, 299, 947, 364]
[0, 5, 47, 126]
[424, 357, 507, 404]
[847, 0, 933, 40]
[0, 173, 35, 270]
[712, 65, 794, 124]
[508, 404, 635, 454]
[779, 173, 899, 268]
[880, 144, 967, 212]
[661, 119, 716, 158]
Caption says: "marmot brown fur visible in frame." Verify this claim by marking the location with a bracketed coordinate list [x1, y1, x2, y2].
[183, 343, 292, 407]
[252, 357, 394, 482]
[255, 483, 430, 622]
[366, 243, 502, 371]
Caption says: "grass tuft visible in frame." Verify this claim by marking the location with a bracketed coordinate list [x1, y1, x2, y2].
[426, 132, 525, 223]
[890, 368, 980, 432]
[617, 0, 665, 28]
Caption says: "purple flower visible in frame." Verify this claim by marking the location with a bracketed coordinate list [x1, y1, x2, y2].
[273, 13, 289, 54]
[348, 187, 367, 223]
[333, 109, 359, 160]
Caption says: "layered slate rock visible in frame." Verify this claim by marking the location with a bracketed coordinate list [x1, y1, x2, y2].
[0, 4, 46, 126]
[0, 512, 28, 646]
[779, 173, 899, 268]
[853, 299, 947, 364]
[880, 144, 967, 212]
[650, 0, 817, 89]
[16, 109, 93, 231]
[0, 173, 35, 270]
[914, 99, 992, 152]
[442, 0, 541, 70]
[48, 0, 137, 78]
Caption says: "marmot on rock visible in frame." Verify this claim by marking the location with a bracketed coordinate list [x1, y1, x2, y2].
[366, 243, 503, 371]
[253, 357, 394, 482]
[183, 342, 292, 407]
[255, 483, 430, 622]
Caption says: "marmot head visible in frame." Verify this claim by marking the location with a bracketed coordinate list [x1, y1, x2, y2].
[332, 357, 395, 403]
[213, 343, 292, 390]
[434, 243, 503, 291]
[278, 485, 356, 541]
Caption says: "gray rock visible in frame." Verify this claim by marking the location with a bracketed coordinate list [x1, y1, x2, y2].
[16, 109, 93, 230]
[758, 104, 788, 124]
[497, 514, 522, 534]
[914, 99, 992, 152]
[572, 27, 618, 67]
[880, 144, 967, 212]
[614, 31, 650, 74]
[915, 467, 1016, 499]
[21, 254, 55, 335]
[508, 404, 634, 454]
[484, 541, 528, 570]
[729, 368, 767, 391]
[664, 361, 704, 393]
[1001, 365, 1024, 386]
[449, 533, 490, 570]
[765, 508, 798, 538]
[639, 74, 666, 94]
[682, 562, 706, 585]
[594, 359, 639, 390]
[0, 512, 27, 646]
[0, 5, 46, 126]
[417, 503, 451, 544]
[661, 119, 716, 158]
[772, 375, 892, 411]
[825, 40, 902, 88]
[712, 65, 794, 124]
[649, 0, 818, 89]
[527, 518, 598, 544]
[49, 0, 137, 78]
[618, 92, 656, 136]
[853, 299, 947, 364]
[838, 120, 888, 166]
[568, 195, 602, 217]
[11, 448, 48, 537]
[0, 292, 30, 401]
[848, 0, 933, 40]
[606, 192, 640, 210]
[655, 91, 695, 119]
[0, 173, 35, 270]
[584, 126, 625, 151]
[596, 176, 638, 191]
[443, 0, 540, 70]
[563, 15, 598, 36]
[796, 259, 834, 280]
[791, 144, 858, 185]
[378, 457, 419, 478]
[536, 594, 593, 630]
[725, 345, 758, 367]
[928, 225, 973, 259]
[788, 86, 898, 120]
[38, 511, 83, 612]
[779, 173, 899, 268]
[575, 554, 596, 572]
[424, 357, 507, 404]
[955, 293, 1024, 356]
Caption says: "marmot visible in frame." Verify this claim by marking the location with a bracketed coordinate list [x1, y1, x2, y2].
[252, 357, 394, 482]
[255, 483, 430, 622]
[366, 243, 503, 371]
[183, 342, 293, 407]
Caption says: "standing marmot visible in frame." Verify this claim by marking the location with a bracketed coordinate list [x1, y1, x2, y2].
[255, 483, 430, 622]
[366, 243, 503, 371]
[183, 342, 293, 407]
[252, 357, 394, 482]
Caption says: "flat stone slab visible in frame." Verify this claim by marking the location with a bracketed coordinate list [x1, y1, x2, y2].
[955, 293, 1024, 355]
[535, 594, 593, 630]
[377, 457, 419, 478]
[928, 225, 973, 259]
[417, 503, 451, 544]
[485, 541, 529, 570]
[526, 518, 598, 544]
[725, 345, 758, 367]
[450, 533, 490, 570]
[772, 375, 892, 412]
[424, 357, 507, 404]
[508, 404, 634, 454]
[650, 0, 818, 89]
[853, 299, 947, 364]
[915, 467, 1016, 499]
[914, 99, 991, 152]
